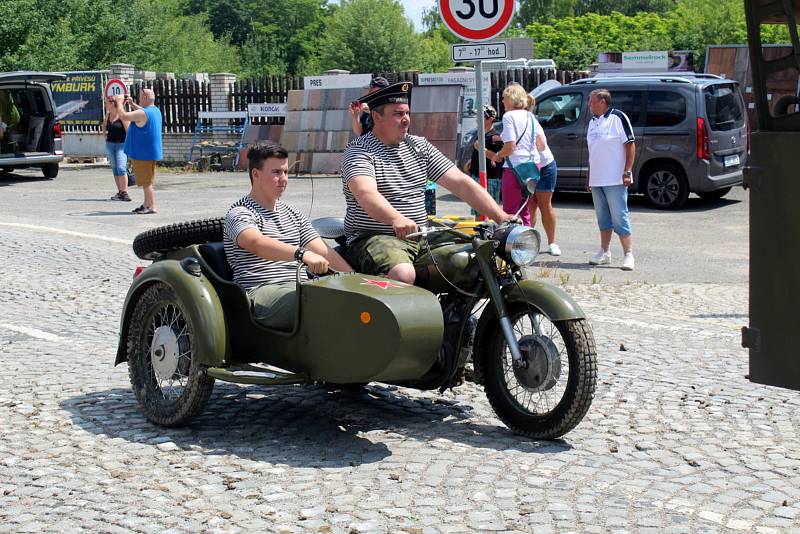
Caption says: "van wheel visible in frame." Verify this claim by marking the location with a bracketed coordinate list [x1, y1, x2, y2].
[642, 163, 688, 210]
[42, 164, 59, 179]
[697, 187, 732, 201]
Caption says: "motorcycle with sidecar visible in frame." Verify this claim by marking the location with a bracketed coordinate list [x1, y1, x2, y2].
[116, 215, 597, 439]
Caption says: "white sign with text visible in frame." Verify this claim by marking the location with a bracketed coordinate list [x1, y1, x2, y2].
[247, 103, 287, 117]
[452, 42, 507, 62]
[622, 51, 669, 71]
[303, 74, 372, 90]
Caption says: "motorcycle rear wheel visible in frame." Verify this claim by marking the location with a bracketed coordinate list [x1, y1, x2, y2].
[483, 305, 596, 440]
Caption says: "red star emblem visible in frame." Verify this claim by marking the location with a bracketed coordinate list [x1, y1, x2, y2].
[360, 278, 404, 289]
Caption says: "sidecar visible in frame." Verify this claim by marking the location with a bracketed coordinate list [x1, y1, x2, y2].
[116, 222, 444, 426]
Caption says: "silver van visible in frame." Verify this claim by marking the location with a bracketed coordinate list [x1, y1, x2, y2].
[0, 72, 65, 178]
[535, 74, 748, 209]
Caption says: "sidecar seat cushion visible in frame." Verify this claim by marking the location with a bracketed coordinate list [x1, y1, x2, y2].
[199, 242, 234, 281]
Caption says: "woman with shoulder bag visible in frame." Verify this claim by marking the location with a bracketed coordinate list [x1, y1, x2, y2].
[491, 84, 560, 255]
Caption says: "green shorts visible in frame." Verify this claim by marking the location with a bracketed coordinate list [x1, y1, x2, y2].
[345, 234, 421, 276]
[249, 282, 297, 331]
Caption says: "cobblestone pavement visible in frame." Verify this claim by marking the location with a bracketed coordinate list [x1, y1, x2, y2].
[1, 169, 798, 533]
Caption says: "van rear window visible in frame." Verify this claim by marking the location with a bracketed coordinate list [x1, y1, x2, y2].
[704, 84, 744, 131]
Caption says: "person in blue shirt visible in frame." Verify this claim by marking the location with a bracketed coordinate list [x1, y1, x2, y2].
[113, 89, 163, 214]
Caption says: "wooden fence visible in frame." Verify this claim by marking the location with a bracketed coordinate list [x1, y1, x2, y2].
[115, 69, 588, 131]
[131, 79, 211, 133]
[230, 76, 303, 125]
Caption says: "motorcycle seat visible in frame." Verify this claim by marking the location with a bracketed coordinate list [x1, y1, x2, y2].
[199, 242, 233, 282]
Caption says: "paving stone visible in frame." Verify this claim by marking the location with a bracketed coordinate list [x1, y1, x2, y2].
[0, 178, 794, 533]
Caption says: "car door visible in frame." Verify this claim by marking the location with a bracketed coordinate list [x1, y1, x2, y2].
[608, 88, 646, 182]
[535, 91, 587, 190]
[643, 86, 694, 181]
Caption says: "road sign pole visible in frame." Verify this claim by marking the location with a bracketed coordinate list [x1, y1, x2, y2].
[475, 60, 487, 221]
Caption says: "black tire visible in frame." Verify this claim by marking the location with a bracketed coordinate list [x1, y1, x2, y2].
[42, 163, 59, 179]
[127, 282, 215, 426]
[482, 305, 596, 440]
[642, 163, 689, 210]
[132, 218, 225, 260]
[697, 187, 732, 201]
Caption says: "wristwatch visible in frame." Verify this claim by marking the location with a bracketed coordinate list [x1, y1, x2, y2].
[294, 247, 307, 262]
[623, 170, 633, 178]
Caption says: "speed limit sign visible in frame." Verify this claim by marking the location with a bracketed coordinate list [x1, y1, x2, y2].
[104, 79, 128, 99]
[438, 0, 515, 42]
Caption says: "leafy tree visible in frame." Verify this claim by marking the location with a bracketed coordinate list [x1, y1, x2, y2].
[416, 34, 454, 72]
[1, 0, 238, 73]
[183, 0, 331, 75]
[318, 0, 421, 73]
[526, 12, 672, 70]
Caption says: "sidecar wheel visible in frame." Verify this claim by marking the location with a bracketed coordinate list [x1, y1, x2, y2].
[127, 282, 215, 426]
[482, 306, 596, 440]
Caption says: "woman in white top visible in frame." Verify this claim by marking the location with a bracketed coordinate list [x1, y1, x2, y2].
[528, 96, 560, 256]
[491, 84, 560, 255]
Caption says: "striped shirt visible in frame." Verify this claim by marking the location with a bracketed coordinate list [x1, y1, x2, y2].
[224, 196, 319, 291]
[341, 132, 454, 244]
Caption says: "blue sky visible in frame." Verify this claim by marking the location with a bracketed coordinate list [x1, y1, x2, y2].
[332, 0, 434, 32]
[398, 0, 435, 32]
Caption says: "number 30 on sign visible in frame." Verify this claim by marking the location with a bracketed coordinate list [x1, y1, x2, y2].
[438, 0, 514, 42]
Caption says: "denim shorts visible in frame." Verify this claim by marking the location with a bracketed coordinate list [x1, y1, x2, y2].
[105, 141, 127, 176]
[536, 160, 558, 192]
[591, 185, 632, 236]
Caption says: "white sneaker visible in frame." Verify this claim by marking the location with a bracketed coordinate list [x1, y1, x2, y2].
[589, 249, 610, 265]
[548, 243, 562, 256]
[622, 252, 635, 271]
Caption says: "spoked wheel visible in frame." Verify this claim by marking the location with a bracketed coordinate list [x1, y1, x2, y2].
[482, 304, 596, 439]
[127, 282, 215, 426]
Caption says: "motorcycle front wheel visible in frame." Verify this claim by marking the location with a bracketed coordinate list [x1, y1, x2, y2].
[482, 304, 596, 440]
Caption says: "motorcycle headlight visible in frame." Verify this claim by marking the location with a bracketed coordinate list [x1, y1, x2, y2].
[495, 226, 541, 267]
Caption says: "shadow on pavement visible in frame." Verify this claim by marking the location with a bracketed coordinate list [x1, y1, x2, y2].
[61, 383, 572, 467]
[0, 172, 50, 186]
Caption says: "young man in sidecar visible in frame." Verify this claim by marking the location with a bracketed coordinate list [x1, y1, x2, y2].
[224, 142, 350, 331]
[340, 82, 515, 285]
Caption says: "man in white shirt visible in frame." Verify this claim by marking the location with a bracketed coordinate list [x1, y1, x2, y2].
[585, 89, 636, 271]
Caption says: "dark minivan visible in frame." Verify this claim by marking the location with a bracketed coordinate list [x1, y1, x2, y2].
[534, 74, 748, 209]
[0, 71, 65, 178]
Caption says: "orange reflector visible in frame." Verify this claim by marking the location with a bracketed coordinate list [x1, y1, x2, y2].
[360, 311, 371, 324]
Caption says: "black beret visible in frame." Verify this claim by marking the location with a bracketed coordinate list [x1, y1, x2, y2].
[362, 82, 412, 110]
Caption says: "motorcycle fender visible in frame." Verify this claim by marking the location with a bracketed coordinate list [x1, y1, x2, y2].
[115, 260, 227, 367]
[502, 280, 585, 321]
[472, 280, 585, 384]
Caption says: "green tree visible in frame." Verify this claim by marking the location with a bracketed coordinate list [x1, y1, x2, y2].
[183, 0, 331, 75]
[526, 12, 673, 70]
[666, 0, 787, 67]
[0, 0, 239, 73]
[318, 0, 420, 73]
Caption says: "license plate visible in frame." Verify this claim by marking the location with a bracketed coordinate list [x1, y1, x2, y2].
[724, 154, 740, 167]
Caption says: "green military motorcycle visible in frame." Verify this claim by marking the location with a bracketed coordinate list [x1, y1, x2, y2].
[117, 216, 596, 439]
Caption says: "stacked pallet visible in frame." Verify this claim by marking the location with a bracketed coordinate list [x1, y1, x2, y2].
[408, 85, 462, 161]
[281, 88, 362, 173]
